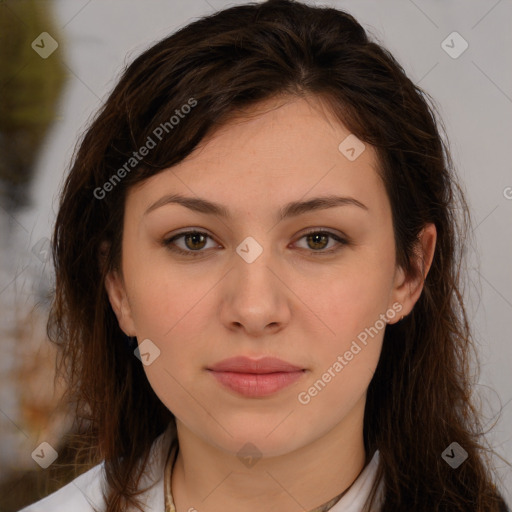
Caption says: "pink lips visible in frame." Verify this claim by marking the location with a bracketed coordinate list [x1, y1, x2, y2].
[207, 356, 306, 397]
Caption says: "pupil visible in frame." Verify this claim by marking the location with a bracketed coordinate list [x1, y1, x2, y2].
[308, 233, 327, 250]
[186, 233, 206, 250]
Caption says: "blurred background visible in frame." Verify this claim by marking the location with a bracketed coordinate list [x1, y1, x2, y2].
[0, 0, 511, 510]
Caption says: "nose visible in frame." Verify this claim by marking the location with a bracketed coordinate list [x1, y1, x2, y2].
[218, 244, 291, 337]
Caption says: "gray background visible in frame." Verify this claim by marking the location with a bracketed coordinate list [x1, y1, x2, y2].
[1, 0, 511, 504]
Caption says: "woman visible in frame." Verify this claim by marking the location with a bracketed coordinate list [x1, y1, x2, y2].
[19, 0, 510, 511]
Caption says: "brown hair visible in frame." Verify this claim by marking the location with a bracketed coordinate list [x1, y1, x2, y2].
[48, 1, 510, 510]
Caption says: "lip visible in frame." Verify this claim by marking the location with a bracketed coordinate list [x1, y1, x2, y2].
[206, 356, 306, 397]
[208, 356, 303, 373]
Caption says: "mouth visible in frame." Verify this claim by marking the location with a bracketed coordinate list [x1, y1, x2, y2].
[206, 356, 307, 397]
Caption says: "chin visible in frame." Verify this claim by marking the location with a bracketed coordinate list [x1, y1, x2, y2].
[199, 419, 311, 459]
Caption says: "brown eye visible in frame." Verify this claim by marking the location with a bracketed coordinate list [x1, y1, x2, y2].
[183, 232, 208, 250]
[294, 230, 348, 255]
[162, 230, 217, 257]
[306, 232, 329, 250]
[163, 229, 348, 258]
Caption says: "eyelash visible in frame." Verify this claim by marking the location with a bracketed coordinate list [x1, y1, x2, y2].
[161, 229, 348, 257]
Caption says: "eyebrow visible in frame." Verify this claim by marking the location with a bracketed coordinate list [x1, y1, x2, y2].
[143, 193, 368, 221]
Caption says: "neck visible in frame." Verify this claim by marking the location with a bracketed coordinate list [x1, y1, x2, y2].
[170, 396, 367, 512]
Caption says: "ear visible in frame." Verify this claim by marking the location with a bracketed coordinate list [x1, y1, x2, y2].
[104, 267, 137, 337]
[387, 223, 437, 324]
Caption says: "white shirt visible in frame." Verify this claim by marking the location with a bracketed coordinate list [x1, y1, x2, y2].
[18, 427, 384, 512]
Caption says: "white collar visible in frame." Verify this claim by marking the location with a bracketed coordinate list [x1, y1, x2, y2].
[158, 425, 384, 512]
[18, 425, 383, 512]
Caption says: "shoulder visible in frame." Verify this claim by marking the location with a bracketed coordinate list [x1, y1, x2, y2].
[17, 462, 106, 512]
[18, 425, 176, 512]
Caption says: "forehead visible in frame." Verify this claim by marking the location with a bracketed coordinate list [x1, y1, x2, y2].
[127, 95, 389, 220]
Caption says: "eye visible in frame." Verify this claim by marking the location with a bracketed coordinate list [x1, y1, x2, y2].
[162, 229, 348, 257]
[162, 230, 218, 257]
[293, 229, 348, 254]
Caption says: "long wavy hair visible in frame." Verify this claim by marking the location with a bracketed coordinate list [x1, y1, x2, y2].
[48, 1, 510, 510]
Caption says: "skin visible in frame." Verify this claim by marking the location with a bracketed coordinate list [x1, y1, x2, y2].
[105, 94, 436, 512]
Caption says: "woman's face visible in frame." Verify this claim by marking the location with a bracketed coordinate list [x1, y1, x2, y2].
[106, 95, 427, 457]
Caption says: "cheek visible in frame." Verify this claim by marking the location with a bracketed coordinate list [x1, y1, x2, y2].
[295, 269, 391, 414]
[296, 257, 394, 407]
[296, 343, 381, 422]
[306, 257, 395, 346]
[122, 242, 210, 338]
[125, 268, 212, 414]
[123, 260, 218, 406]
